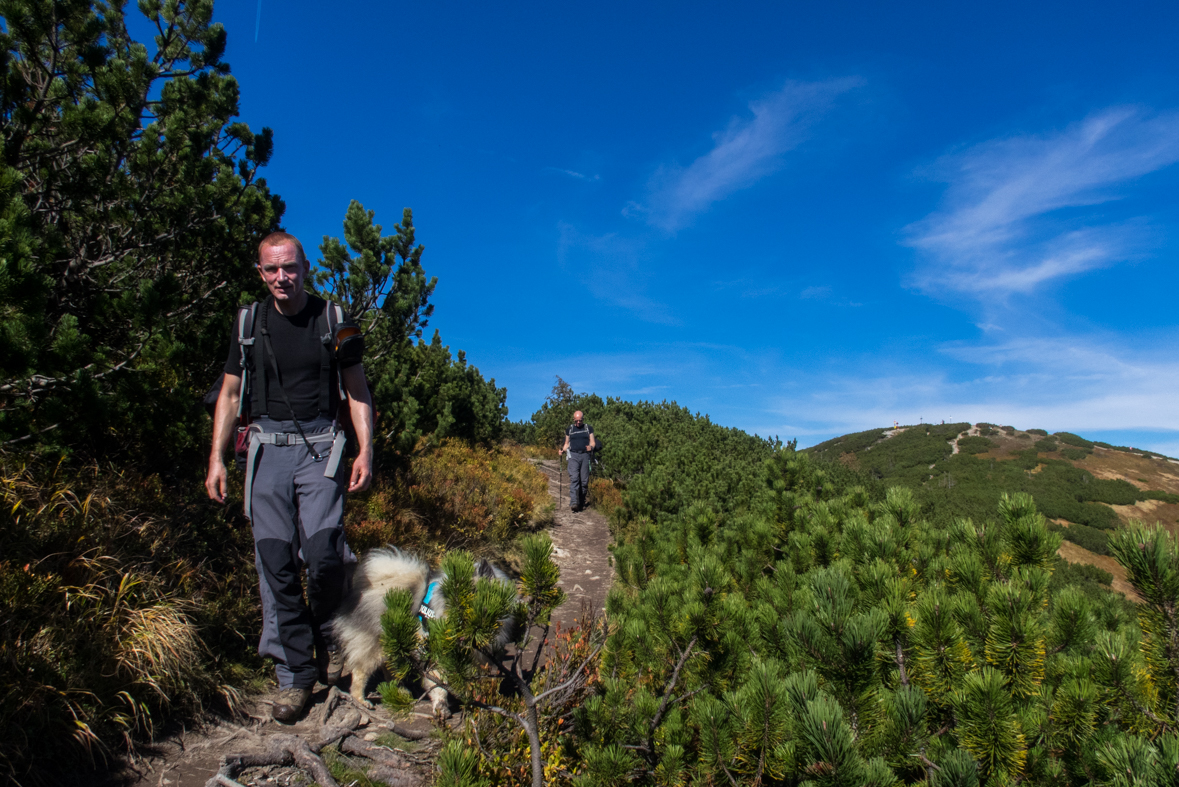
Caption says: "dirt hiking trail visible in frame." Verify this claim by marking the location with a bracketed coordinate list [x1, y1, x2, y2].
[115, 457, 612, 787]
[536, 457, 614, 632]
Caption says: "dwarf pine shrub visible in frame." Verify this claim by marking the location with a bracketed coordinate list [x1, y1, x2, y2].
[530, 448, 1177, 787]
[957, 436, 995, 455]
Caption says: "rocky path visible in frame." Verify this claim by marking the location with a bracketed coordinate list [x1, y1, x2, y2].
[535, 458, 614, 632]
[122, 686, 436, 787]
[118, 458, 613, 787]
[949, 424, 980, 455]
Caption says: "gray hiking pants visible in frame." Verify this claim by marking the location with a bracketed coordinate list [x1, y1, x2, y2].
[567, 450, 591, 509]
[247, 417, 355, 689]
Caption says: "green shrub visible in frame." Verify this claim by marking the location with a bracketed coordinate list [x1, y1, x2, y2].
[957, 436, 995, 455]
[1061, 523, 1111, 555]
[804, 427, 887, 463]
[1035, 439, 1059, 453]
[1028, 428, 1049, 436]
[1061, 448, 1088, 461]
[1052, 558, 1112, 586]
[1144, 490, 1179, 504]
[1056, 432, 1094, 449]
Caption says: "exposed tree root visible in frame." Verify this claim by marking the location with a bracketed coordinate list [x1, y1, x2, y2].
[204, 708, 426, 787]
[382, 720, 431, 741]
[340, 735, 413, 768]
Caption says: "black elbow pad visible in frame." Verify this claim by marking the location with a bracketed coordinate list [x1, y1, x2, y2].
[333, 320, 365, 365]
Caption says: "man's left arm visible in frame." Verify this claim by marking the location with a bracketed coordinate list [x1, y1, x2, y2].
[341, 363, 374, 492]
[588, 426, 596, 452]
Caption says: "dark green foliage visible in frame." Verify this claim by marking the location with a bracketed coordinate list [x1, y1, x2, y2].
[0, 0, 281, 458]
[528, 385, 784, 526]
[1056, 433, 1094, 450]
[314, 205, 507, 458]
[315, 201, 436, 364]
[805, 427, 888, 463]
[840, 423, 969, 482]
[1035, 439, 1059, 453]
[0, 7, 511, 782]
[0, 3, 280, 781]
[1060, 447, 1088, 461]
[957, 436, 995, 455]
[1048, 522, 1110, 555]
[559, 432, 1164, 786]
[373, 329, 507, 455]
[1028, 429, 1049, 437]
[1051, 558, 1112, 587]
[805, 425, 1173, 533]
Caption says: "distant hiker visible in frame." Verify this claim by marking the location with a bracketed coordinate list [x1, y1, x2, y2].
[560, 410, 595, 512]
[205, 232, 373, 723]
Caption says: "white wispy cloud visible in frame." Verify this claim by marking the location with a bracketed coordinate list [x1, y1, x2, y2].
[634, 77, 862, 232]
[767, 333, 1179, 453]
[546, 167, 600, 181]
[907, 107, 1179, 297]
[799, 285, 832, 300]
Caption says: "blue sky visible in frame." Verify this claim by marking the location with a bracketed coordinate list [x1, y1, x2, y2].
[181, 1, 1179, 453]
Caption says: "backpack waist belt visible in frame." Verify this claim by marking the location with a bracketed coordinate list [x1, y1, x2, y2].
[243, 427, 348, 520]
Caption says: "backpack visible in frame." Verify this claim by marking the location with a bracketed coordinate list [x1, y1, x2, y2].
[203, 298, 359, 469]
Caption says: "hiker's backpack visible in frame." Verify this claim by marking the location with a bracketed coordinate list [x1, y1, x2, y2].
[591, 434, 604, 467]
[202, 298, 362, 469]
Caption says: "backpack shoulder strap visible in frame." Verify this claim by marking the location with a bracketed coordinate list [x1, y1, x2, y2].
[315, 299, 336, 417]
[331, 304, 348, 403]
[235, 303, 258, 418]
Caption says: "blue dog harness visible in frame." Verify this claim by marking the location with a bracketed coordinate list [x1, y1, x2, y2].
[418, 579, 441, 623]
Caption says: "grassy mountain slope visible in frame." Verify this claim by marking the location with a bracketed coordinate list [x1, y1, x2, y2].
[804, 423, 1179, 596]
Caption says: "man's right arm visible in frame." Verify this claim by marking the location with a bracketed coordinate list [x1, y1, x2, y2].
[206, 373, 242, 503]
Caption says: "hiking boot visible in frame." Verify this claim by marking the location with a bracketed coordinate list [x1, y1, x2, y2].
[318, 648, 345, 686]
[271, 687, 311, 724]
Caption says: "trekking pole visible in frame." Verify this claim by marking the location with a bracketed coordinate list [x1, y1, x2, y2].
[557, 439, 562, 507]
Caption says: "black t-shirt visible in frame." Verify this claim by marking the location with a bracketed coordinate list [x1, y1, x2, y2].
[224, 295, 360, 421]
[566, 423, 594, 452]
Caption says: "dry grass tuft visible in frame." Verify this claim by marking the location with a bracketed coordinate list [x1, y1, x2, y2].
[0, 455, 261, 785]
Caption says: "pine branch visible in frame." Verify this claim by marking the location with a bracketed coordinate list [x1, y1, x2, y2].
[895, 636, 910, 686]
[645, 636, 698, 761]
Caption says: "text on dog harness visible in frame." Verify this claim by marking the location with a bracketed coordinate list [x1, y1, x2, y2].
[418, 580, 441, 621]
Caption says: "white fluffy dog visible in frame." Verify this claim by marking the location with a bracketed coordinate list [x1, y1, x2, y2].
[329, 548, 516, 715]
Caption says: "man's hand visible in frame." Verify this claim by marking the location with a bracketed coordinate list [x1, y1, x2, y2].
[341, 364, 374, 494]
[207, 373, 241, 505]
[349, 452, 373, 493]
[206, 459, 228, 503]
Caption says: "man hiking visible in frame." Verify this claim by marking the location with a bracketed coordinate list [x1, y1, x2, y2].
[205, 232, 374, 723]
[559, 410, 595, 512]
